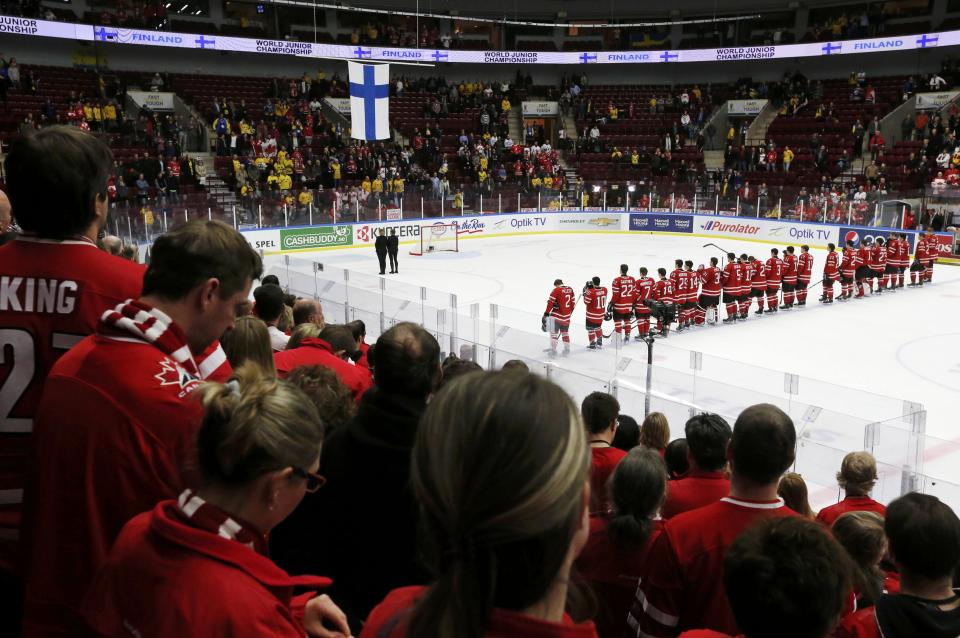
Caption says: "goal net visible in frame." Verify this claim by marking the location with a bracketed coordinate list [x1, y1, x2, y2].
[411, 222, 459, 256]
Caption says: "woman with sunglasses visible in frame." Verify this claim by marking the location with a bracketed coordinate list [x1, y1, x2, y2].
[83, 363, 353, 638]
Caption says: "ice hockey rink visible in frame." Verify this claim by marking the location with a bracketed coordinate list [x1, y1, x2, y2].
[265, 232, 960, 507]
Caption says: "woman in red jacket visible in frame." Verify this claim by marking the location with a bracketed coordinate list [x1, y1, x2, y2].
[361, 371, 597, 638]
[83, 364, 353, 638]
[577, 447, 667, 638]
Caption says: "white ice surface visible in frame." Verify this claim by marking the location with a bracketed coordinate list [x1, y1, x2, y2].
[266, 233, 960, 505]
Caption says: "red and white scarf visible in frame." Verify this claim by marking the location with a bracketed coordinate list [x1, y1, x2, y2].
[99, 299, 200, 377]
[177, 489, 268, 555]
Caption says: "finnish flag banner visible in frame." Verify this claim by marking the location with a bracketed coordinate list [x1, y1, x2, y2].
[348, 61, 390, 141]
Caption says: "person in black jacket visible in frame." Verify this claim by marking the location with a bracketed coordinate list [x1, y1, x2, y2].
[374, 228, 388, 274]
[387, 228, 399, 274]
[269, 322, 441, 630]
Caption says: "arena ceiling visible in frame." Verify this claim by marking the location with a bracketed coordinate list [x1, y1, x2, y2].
[332, 0, 846, 21]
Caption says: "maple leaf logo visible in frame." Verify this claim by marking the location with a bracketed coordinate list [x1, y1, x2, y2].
[155, 359, 200, 395]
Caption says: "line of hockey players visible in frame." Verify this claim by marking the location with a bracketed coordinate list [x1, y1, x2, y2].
[541, 231, 940, 355]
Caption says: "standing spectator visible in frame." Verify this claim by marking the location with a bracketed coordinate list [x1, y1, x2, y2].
[639, 412, 670, 457]
[815, 451, 886, 526]
[929, 73, 948, 90]
[273, 324, 371, 403]
[253, 284, 289, 351]
[82, 364, 351, 637]
[22, 220, 261, 637]
[578, 448, 667, 638]
[777, 472, 815, 518]
[220, 315, 276, 376]
[292, 298, 325, 328]
[582, 392, 626, 514]
[0, 127, 145, 628]
[631, 403, 798, 637]
[611, 414, 640, 451]
[832, 511, 888, 610]
[661, 414, 732, 520]
[837, 493, 960, 638]
[679, 517, 852, 638]
[270, 323, 441, 626]
[361, 371, 595, 638]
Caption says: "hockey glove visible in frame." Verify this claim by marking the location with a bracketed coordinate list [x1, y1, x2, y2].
[604, 311, 613, 321]
[541, 314, 548, 332]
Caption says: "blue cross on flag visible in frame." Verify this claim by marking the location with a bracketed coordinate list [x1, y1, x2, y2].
[348, 61, 390, 141]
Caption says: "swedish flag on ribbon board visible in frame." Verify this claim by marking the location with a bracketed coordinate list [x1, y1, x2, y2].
[348, 61, 390, 141]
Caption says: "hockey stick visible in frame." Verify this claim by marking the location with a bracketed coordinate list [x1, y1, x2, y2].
[703, 242, 730, 255]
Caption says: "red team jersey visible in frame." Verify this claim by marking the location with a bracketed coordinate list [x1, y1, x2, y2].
[611, 276, 637, 314]
[630, 497, 797, 637]
[751, 260, 766, 290]
[721, 263, 739, 293]
[897, 237, 910, 265]
[824, 251, 840, 278]
[676, 270, 696, 303]
[583, 286, 608, 324]
[797, 252, 814, 282]
[652, 279, 675, 303]
[815, 495, 887, 527]
[870, 244, 887, 271]
[545, 285, 577, 323]
[782, 254, 798, 284]
[735, 262, 751, 296]
[699, 267, 722, 297]
[857, 246, 871, 269]
[635, 277, 655, 312]
[0, 238, 145, 568]
[841, 248, 857, 276]
[765, 257, 784, 286]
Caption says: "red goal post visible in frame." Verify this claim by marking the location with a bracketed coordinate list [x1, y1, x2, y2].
[410, 222, 459, 256]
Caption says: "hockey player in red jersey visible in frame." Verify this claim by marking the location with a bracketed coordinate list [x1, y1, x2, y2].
[650, 268, 677, 336]
[720, 253, 740, 323]
[885, 234, 900, 290]
[735, 255, 751, 319]
[0, 128, 147, 580]
[780, 246, 798, 309]
[542, 278, 576, 356]
[909, 233, 927, 287]
[763, 248, 784, 314]
[748, 256, 766, 316]
[697, 257, 722, 325]
[676, 261, 697, 331]
[796, 245, 813, 305]
[610, 264, 638, 341]
[922, 230, 936, 283]
[669, 260, 686, 328]
[894, 232, 909, 287]
[855, 238, 873, 296]
[634, 267, 655, 339]
[871, 237, 889, 292]
[839, 240, 857, 300]
[582, 276, 608, 350]
[821, 243, 839, 303]
[683, 261, 701, 328]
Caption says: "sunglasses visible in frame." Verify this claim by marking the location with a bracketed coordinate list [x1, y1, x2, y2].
[292, 467, 326, 493]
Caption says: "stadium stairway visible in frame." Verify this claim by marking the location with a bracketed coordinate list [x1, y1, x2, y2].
[508, 108, 524, 144]
[745, 103, 779, 147]
[703, 149, 725, 173]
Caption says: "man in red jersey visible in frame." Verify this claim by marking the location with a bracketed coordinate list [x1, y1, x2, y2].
[896, 232, 910, 287]
[884, 234, 899, 291]
[609, 264, 637, 342]
[836, 493, 960, 638]
[22, 220, 262, 638]
[651, 268, 677, 336]
[763, 248, 784, 313]
[910, 231, 928, 286]
[676, 261, 696, 331]
[855, 237, 873, 296]
[274, 324, 372, 402]
[0, 127, 146, 607]
[629, 403, 798, 637]
[821, 243, 840, 303]
[720, 253, 740, 324]
[748, 256, 766, 317]
[582, 392, 626, 514]
[796, 244, 814, 305]
[921, 230, 936, 284]
[735, 255, 752, 319]
[683, 261, 700, 328]
[661, 413, 731, 519]
[582, 276, 608, 350]
[680, 517, 852, 638]
[815, 451, 886, 526]
[696, 258, 722, 325]
[542, 278, 576, 357]
[634, 267, 655, 340]
[839, 240, 857, 300]
[780, 246, 798, 309]
[669, 259, 687, 329]
[871, 237, 889, 293]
